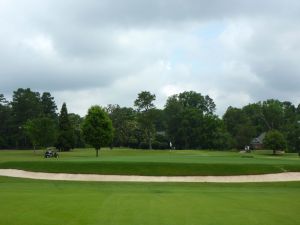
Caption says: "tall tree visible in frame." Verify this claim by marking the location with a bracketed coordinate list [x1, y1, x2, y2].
[41, 92, 58, 119]
[134, 91, 156, 112]
[223, 106, 256, 149]
[106, 104, 137, 147]
[24, 117, 57, 151]
[164, 91, 222, 149]
[82, 106, 113, 157]
[68, 113, 85, 148]
[224, 100, 299, 151]
[261, 99, 284, 130]
[11, 88, 42, 123]
[177, 91, 216, 115]
[0, 94, 11, 148]
[242, 103, 266, 134]
[134, 91, 156, 149]
[0, 94, 8, 104]
[151, 109, 167, 132]
[11, 88, 42, 148]
[56, 103, 74, 151]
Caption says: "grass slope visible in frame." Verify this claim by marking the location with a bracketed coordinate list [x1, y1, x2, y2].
[2, 161, 300, 176]
[0, 149, 300, 176]
[1, 176, 300, 225]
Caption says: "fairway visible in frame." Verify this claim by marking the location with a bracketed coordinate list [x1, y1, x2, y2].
[0, 149, 300, 176]
[1, 176, 300, 225]
[1, 150, 300, 225]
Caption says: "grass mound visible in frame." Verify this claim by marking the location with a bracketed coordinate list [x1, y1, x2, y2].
[1, 160, 300, 176]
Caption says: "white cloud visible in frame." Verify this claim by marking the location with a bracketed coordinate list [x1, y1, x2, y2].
[21, 34, 57, 58]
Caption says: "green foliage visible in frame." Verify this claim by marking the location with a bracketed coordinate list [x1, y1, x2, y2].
[134, 91, 156, 149]
[0, 94, 11, 148]
[1, 89, 60, 149]
[261, 99, 285, 130]
[11, 88, 42, 148]
[151, 109, 167, 132]
[11, 88, 42, 123]
[0, 94, 8, 104]
[224, 100, 300, 151]
[41, 92, 57, 119]
[106, 104, 137, 147]
[165, 91, 222, 149]
[68, 113, 85, 148]
[24, 117, 57, 149]
[177, 91, 216, 114]
[223, 107, 248, 136]
[56, 103, 74, 151]
[263, 130, 287, 154]
[82, 106, 114, 156]
[134, 91, 156, 112]
[223, 107, 257, 149]
[1, 88, 300, 152]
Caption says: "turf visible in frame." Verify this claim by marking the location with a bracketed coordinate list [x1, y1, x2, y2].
[0, 149, 300, 175]
[1, 176, 300, 225]
[2, 160, 300, 176]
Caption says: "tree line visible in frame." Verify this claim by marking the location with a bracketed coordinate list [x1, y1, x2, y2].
[0, 88, 299, 152]
[0, 89, 84, 150]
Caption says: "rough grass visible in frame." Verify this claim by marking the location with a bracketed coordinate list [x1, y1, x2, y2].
[1, 176, 300, 225]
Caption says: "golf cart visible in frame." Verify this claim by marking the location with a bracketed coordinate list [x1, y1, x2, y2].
[44, 148, 59, 158]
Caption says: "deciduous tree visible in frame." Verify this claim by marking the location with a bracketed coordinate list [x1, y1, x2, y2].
[82, 106, 113, 157]
[24, 117, 57, 151]
[134, 91, 156, 149]
[263, 130, 287, 155]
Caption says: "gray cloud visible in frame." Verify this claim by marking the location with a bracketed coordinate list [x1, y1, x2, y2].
[0, 0, 300, 115]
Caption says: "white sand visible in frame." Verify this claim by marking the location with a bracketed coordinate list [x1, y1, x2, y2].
[1, 169, 300, 183]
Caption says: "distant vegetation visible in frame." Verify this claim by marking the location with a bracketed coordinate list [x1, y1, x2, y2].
[0, 88, 299, 152]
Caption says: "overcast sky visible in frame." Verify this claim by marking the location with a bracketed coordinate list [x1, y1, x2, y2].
[1, 0, 300, 116]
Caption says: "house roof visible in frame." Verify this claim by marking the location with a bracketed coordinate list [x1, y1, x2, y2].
[251, 132, 266, 144]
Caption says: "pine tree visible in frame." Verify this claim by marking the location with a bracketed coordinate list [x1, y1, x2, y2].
[41, 92, 58, 119]
[56, 103, 74, 151]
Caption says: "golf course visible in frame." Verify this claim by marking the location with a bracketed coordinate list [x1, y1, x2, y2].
[1, 149, 300, 225]
[1, 148, 300, 176]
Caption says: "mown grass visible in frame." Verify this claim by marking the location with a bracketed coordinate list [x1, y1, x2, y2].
[2, 161, 300, 176]
[0, 148, 299, 176]
[1, 176, 300, 225]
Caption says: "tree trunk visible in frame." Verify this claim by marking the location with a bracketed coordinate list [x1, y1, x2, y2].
[273, 149, 276, 155]
[148, 130, 152, 150]
[96, 148, 99, 157]
[149, 138, 152, 150]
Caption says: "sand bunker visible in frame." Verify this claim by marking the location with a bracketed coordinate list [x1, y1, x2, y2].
[1, 169, 300, 183]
